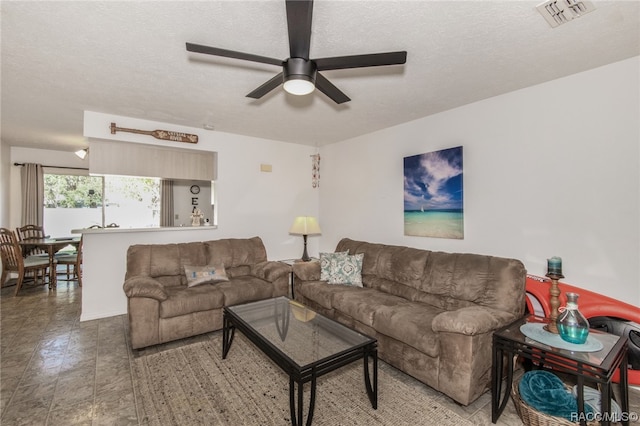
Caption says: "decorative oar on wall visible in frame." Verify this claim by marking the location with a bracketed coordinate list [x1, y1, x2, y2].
[110, 122, 198, 144]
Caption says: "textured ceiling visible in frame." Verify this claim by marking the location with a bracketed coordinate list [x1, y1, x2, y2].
[1, 1, 639, 151]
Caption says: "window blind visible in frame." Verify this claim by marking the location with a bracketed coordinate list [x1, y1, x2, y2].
[89, 140, 217, 181]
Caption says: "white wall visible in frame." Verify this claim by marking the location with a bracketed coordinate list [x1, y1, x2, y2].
[83, 111, 319, 255]
[78, 112, 319, 320]
[319, 57, 640, 306]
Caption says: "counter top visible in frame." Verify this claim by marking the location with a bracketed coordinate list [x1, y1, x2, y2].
[72, 225, 218, 234]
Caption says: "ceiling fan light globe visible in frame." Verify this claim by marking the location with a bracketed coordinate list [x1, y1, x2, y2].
[283, 77, 315, 96]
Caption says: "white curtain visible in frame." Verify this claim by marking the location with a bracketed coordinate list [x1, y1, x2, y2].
[160, 179, 174, 227]
[21, 163, 44, 226]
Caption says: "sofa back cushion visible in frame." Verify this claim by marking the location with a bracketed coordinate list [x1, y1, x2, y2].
[205, 236, 267, 278]
[335, 238, 526, 316]
[336, 238, 427, 285]
[421, 251, 526, 315]
[126, 242, 208, 287]
[336, 238, 429, 301]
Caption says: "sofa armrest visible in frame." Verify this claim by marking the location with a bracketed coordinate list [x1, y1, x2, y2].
[123, 277, 168, 301]
[251, 261, 291, 282]
[432, 306, 517, 336]
[292, 261, 321, 282]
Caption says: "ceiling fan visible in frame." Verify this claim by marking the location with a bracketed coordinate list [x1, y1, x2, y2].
[186, 0, 407, 104]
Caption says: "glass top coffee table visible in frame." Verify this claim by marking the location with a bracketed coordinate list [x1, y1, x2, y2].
[223, 297, 377, 426]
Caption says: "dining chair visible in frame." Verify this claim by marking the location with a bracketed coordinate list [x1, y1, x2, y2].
[16, 224, 46, 242]
[0, 228, 54, 296]
[15, 224, 48, 280]
[55, 237, 82, 286]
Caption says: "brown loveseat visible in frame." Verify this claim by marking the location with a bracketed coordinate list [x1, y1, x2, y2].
[123, 236, 290, 349]
[292, 238, 526, 405]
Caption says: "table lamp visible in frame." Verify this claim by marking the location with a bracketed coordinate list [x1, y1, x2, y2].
[289, 216, 321, 261]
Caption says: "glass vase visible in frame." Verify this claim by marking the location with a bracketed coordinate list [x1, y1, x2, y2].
[557, 292, 589, 344]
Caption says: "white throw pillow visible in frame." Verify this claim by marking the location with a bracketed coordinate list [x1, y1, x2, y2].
[184, 262, 229, 287]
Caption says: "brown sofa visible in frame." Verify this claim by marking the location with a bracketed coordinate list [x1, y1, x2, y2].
[123, 236, 290, 349]
[292, 238, 526, 405]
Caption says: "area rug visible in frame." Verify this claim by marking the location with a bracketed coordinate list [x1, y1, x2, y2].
[132, 334, 475, 426]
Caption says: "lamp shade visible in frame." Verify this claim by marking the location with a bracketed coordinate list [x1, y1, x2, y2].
[289, 216, 321, 236]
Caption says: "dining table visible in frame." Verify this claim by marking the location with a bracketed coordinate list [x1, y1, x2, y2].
[18, 236, 81, 289]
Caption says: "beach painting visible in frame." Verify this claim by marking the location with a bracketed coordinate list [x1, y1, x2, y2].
[404, 146, 464, 239]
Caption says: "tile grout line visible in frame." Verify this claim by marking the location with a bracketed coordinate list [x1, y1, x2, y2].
[44, 284, 79, 425]
[122, 315, 145, 426]
[87, 316, 101, 426]
[1, 301, 51, 422]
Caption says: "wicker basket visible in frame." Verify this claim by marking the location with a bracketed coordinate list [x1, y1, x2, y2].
[510, 378, 598, 426]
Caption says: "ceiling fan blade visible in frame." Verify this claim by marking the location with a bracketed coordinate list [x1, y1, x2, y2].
[186, 42, 282, 67]
[315, 73, 350, 104]
[315, 51, 407, 71]
[246, 73, 284, 99]
[285, 0, 313, 59]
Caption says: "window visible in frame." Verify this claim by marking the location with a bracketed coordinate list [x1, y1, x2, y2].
[44, 174, 160, 234]
[103, 176, 160, 228]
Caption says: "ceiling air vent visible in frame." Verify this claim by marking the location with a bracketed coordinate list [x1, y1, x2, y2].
[536, 0, 595, 28]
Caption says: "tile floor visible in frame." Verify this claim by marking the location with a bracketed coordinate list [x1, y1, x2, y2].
[1, 277, 638, 425]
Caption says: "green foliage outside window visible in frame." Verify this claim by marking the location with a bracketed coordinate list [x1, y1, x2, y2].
[44, 175, 160, 212]
[44, 175, 103, 208]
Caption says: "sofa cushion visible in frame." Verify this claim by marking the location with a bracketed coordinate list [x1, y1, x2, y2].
[226, 265, 251, 278]
[296, 281, 363, 310]
[329, 253, 364, 287]
[372, 301, 443, 357]
[422, 252, 526, 314]
[206, 237, 267, 269]
[336, 239, 384, 277]
[214, 276, 275, 306]
[319, 251, 348, 281]
[332, 288, 408, 327]
[336, 238, 428, 288]
[126, 242, 208, 287]
[184, 263, 229, 287]
[159, 285, 224, 319]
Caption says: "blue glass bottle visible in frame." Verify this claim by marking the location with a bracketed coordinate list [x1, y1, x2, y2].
[557, 292, 589, 344]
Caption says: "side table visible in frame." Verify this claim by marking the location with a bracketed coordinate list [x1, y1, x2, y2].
[278, 258, 318, 298]
[492, 314, 629, 426]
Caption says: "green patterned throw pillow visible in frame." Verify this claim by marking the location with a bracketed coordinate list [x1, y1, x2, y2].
[184, 263, 229, 287]
[329, 253, 364, 287]
[319, 251, 348, 282]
